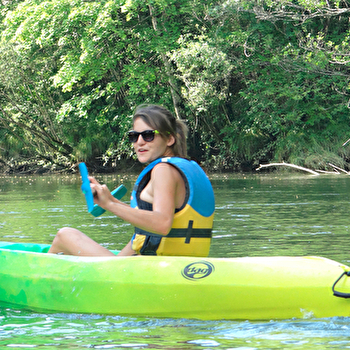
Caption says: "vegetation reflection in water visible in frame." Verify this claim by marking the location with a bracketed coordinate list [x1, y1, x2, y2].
[0, 172, 350, 349]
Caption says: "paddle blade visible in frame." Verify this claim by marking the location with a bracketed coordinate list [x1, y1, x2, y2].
[78, 162, 94, 213]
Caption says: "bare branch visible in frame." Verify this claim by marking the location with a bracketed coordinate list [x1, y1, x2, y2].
[256, 162, 320, 175]
[328, 163, 350, 174]
[247, 4, 350, 24]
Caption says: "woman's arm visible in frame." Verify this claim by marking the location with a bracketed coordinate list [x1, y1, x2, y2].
[117, 239, 136, 256]
[91, 163, 184, 235]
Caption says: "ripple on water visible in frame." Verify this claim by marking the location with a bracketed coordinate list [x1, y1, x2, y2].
[1, 309, 350, 349]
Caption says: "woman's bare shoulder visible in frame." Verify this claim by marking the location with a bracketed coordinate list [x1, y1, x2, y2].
[152, 162, 181, 179]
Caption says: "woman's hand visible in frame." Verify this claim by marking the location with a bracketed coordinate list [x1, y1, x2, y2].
[89, 177, 114, 209]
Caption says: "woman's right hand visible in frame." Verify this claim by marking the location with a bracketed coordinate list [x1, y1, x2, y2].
[89, 177, 114, 209]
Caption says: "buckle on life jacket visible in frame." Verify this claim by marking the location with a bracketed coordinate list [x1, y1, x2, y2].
[185, 220, 193, 244]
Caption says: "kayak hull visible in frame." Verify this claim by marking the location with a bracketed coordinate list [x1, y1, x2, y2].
[0, 242, 350, 320]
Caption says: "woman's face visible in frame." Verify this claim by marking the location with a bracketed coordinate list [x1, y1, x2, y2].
[132, 117, 175, 164]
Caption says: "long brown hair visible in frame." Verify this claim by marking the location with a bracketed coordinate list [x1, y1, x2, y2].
[133, 104, 188, 158]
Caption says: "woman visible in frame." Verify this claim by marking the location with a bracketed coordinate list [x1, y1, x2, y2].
[48, 104, 215, 257]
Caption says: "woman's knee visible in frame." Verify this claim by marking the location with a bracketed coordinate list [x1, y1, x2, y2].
[57, 227, 76, 235]
[54, 227, 81, 243]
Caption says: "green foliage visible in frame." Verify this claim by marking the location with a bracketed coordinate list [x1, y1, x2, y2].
[203, 0, 350, 170]
[2, 0, 350, 172]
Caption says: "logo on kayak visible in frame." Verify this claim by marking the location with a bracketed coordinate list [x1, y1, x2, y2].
[181, 261, 214, 281]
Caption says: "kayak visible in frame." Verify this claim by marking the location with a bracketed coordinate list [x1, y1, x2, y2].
[1, 241, 350, 320]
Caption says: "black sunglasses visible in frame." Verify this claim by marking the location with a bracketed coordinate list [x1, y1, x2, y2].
[127, 129, 160, 143]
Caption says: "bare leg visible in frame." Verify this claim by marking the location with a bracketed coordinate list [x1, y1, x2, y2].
[48, 227, 116, 256]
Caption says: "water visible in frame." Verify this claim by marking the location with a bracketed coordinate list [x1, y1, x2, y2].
[0, 171, 350, 349]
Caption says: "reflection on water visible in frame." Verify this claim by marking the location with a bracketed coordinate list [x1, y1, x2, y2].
[0, 173, 136, 250]
[0, 309, 350, 349]
[210, 174, 350, 264]
[1, 172, 350, 348]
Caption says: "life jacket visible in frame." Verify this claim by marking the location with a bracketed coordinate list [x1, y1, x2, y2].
[130, 157, 215, 256]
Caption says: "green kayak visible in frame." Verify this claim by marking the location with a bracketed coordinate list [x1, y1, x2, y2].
[1, 241, 350, 320]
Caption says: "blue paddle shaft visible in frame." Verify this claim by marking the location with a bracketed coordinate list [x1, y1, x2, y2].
[79, 163, 94, 213]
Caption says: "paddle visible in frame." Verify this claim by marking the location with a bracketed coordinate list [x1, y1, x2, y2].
[79, 162, 94, 213]
[78, 162, 127, 217]
[90, 185, 127, 217]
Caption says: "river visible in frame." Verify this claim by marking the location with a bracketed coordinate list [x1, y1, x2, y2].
[0, 171, 349, 349]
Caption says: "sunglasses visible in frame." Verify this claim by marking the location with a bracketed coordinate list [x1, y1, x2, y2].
[127, 129, 160, 143]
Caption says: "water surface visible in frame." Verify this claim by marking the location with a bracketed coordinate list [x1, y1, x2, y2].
[0, 171, 350, 349]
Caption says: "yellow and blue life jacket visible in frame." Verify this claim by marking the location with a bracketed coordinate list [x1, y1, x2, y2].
[130, 157, 215, 257]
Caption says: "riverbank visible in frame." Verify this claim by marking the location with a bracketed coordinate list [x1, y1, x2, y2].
[2, 158, 348, 176]
[0, 158, 145, 176]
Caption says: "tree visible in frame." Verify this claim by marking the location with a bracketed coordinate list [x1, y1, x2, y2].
[2, 0, 350, 172]
[170, 0, 350, 169]
[0, 0, 212, 170]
